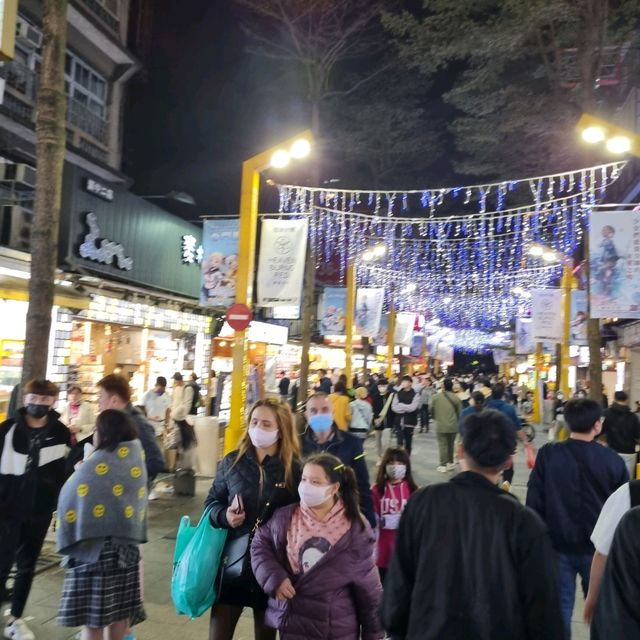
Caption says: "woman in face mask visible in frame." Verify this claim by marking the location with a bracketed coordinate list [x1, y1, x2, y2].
[60, 385, 96, 443]
[251, 453, 383, 640]
[204, 398, 302, 640]
[371, 448, 418, 582]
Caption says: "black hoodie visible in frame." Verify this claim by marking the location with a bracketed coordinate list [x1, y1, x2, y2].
[602, 402, 640, 454]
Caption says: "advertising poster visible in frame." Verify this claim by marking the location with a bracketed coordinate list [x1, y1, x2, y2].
[394, 312, 415, 347]
[436, 343, 454, 364]
[589, 209, 640, 318]
[355, 288, 385, 337]
[492, 349, 511, 365]
[531, 289, 563, 343]
[200, 219, 240, 307]
[570, 290, 588, 346]
[371, 314, 388, 346]
[257, 219, 308, 307]
[410, 333, 425, 358]
[515, 318, 535, 354]
[318, 288, 347, 335]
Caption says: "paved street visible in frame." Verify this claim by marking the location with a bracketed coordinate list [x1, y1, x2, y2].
[6, 428, 589, 639]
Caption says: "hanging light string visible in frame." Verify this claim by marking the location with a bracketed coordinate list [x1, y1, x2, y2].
[276, 160, 624, 216]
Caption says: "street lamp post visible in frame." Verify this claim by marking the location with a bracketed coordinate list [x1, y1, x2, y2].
[345, 263, 356, 386]
[224, 131, 313, 455]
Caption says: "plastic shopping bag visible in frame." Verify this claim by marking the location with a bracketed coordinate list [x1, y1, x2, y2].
[171, 508, 228, 619]
[525, 443, 536, 470]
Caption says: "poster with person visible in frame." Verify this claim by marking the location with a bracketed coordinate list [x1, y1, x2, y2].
[355, 288, 385, 337]
[589, 209, 640, 318]
[570, 290, 588, 346]
[394, 312, 415, 347]
[200, 219, 240, 307]
[515, 317, 535, 354]
[371, 314, 388, 346]
[318, 288, 347, 335]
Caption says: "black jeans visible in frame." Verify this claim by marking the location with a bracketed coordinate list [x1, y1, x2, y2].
[0, 513, 52, 617]
[396, 425, 415, 455]
[420, 406, 429, 431]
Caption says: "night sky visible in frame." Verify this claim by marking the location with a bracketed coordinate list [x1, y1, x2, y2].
[124, 0, 312, 219]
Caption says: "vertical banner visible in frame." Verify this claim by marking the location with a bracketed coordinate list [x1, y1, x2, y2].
[570, 290, 588, 346]
[531, 289, 563, 343]
[318, 288, 347, 335]
[394, 312, 415, 347]
[355, 288, 385, 337]
[492, 349, 511, 365]
[200, 219, 240, 307]
[257, 219, 308, 307]
[371, 314, 388, 346]
[515, 318, 535, 354]
[589, 209, 640, 318]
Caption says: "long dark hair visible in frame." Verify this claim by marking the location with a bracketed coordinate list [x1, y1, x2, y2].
[304, 453, 364, 529]
[471, 391, 486, 412]
[95, 409, 138, 451]
[375, 447, 418, 494]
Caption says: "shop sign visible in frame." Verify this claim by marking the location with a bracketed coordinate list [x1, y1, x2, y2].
[78, 212, 133, 271]
[84, 178, 114, 202]
[181, 234, 204, 265]
[219, 319, 288, 345]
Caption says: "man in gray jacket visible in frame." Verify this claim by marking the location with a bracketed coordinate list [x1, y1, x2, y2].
[431, 378, 462, 472]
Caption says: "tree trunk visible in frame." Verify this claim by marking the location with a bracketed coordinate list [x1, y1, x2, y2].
[21, 0, 68, 384]
[297, 99, 322, 403]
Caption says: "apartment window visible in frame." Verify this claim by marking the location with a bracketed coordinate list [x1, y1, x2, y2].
[64, 53, 108, 119]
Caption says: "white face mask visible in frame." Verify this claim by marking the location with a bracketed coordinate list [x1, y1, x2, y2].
[386, 464, 407, 482]
[298, 481, 334, 508]
[248, 426, 279, 449]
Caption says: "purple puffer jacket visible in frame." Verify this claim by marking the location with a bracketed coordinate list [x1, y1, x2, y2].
[251, 503, 383, 640]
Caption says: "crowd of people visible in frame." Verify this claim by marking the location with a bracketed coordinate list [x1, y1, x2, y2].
[1, 367, 640, 639]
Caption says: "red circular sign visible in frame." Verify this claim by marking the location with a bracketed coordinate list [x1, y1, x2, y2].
[226, 303, 253, 331]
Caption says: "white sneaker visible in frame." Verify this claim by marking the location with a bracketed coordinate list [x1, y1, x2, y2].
[148, 489, 159, 501]
[4, 618, 35, 640]
[436, 465, 448, 473]
[446, 462, 457, 471]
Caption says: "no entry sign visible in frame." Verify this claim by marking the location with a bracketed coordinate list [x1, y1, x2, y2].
[226, 303, 253, 331]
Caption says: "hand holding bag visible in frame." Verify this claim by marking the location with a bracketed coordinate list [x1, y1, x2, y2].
[171, 507, 228, 619]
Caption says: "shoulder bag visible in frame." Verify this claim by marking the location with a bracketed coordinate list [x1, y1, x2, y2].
[443, 392, 461, 419]
[220, 480, 281, 585]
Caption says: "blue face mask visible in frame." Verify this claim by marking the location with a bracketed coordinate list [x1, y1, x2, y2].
[309, 413, 333, 433]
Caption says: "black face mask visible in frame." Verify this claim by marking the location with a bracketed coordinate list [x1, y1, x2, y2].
[26, 404, 50, 419]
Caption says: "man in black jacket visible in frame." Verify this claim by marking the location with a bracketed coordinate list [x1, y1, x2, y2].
[526, 398, 628, 638]
[601, 390, 640, 478]
[381, 409, 564, 640]
[0, 379, 71, 640]
[301, 393, 375, 528]
[96, 374, 165, 482]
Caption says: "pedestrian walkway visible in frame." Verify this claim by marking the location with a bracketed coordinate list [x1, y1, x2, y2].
[6, 429, 589, 639]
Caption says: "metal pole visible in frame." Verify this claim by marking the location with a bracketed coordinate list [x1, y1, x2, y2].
[560, 263, 573, 398]
[532, 341, 543, 423]
[345, 262, 356, 387]
[386, 305, 396, 380]
[226, 160, 260, 454]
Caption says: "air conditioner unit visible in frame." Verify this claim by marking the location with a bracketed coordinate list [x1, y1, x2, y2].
[15, 17, 42, 49]
[0, 163, 36, 189]
[1, 206, 32, 251]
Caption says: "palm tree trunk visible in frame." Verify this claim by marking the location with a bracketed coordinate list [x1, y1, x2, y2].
[21, 0, 68, 383]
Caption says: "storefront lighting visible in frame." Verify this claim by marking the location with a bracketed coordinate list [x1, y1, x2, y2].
[250, 343, 257, 350]
[0, 266, 29, 280]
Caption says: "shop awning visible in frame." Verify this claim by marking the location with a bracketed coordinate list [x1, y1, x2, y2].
[0, 277, 90, 310]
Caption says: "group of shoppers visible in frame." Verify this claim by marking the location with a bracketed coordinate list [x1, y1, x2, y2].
[0, 375, 164, 640]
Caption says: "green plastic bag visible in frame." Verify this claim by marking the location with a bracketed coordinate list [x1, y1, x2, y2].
[171, 508, 228, 619]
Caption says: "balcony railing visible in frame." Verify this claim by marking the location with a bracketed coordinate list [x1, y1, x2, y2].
[74, 0, 119, 32]
[0, 61, 109, 147]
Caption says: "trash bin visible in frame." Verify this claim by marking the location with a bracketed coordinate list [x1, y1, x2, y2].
[192, 416, 219, 476]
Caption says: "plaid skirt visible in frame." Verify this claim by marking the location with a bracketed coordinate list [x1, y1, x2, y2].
[58, 540, 146, 628]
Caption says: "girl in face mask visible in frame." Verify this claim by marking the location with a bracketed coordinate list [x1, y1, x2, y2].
[204, 399, 302, 640]
[371, 448, 418, 582]
[60, 386, 96, 443]
[251, 453, 383, 640]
